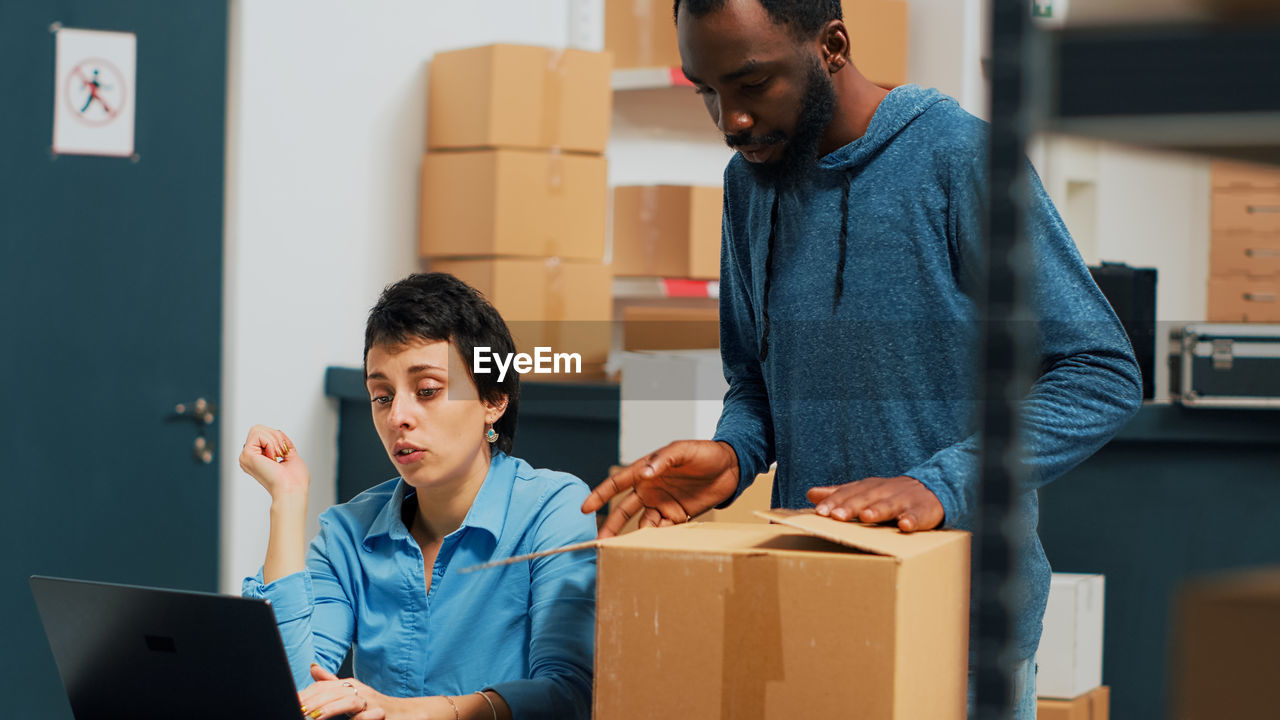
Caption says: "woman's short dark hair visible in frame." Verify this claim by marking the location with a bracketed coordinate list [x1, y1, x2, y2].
[363, 272, 519, 455]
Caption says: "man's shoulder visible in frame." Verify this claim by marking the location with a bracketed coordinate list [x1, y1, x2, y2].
[906, 98, 989, 153]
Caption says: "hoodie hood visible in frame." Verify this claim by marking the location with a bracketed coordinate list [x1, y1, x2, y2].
[748, 84, 952, 361]
[817, 84, 951, 172]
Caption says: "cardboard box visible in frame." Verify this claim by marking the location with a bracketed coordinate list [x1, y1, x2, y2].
[430, 258, 613, 368]
[620, 349, 727, 464]
[1171, 567, 1280, 720]
[844, 0, 910, 87]
[604, 468, 775, 534]
[1037, 686, 1110, 720]
[427, 44, 611, 154]
[1036, 573, 1105, 699]
[622, 304, 720, 351]
[420, 149, 607, 260]
[1208, 275, 1280, 322]
[612, 185, 722, 279]
[1210, 232, 1280, 276]
[606, 0, 681, 70]
[608, 0, 907, 85]
[593, 511, 971, 719]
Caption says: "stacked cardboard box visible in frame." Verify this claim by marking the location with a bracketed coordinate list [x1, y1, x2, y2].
[1208, 161, 1280, 322]
[612, 185, 722, 279]
[621, 304, 719, 350]
[607, 0, 910, 87]
[421, 44, 614, 373]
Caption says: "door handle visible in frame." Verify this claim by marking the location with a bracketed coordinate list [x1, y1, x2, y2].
[174, 397, 216, 426]
[172, 397, 216, 464]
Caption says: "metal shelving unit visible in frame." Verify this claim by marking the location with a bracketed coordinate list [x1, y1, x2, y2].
[1045, 22, 1280, 164]
[993, 11, 1280, 717]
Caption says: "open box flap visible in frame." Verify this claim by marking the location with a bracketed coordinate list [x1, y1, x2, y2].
[756, 509, 968, 560]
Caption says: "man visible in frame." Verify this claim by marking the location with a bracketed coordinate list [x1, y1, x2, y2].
[583, 0, 1142, 715]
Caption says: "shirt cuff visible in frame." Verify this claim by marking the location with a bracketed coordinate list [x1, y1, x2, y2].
[486, 678, 587, 720]
[903, 464, 963, 531]
[242, 568, 314, 624]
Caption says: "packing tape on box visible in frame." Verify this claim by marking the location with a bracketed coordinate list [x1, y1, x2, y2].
[544, 149, 564, 191]
[722, 556, 785, 719]
[640, 185, 662, 264]
[634, 0, 655, 66]
[542, 49, 566, 150]
[544, 257, 566, 322]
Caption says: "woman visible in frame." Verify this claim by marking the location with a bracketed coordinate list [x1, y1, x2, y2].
[240, 273, 596, 720]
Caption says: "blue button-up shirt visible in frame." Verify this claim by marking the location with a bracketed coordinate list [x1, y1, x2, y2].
[243, 452, 596, 720]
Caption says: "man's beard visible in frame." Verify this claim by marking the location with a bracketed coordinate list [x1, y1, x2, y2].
[726, 58, 836, 187]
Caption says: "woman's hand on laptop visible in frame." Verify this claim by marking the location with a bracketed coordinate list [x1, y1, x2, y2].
[301, 664, 413, 720]
[239, 425, 310, 501]
[300, 663, 384, 719]
[302, 663, 509, 720]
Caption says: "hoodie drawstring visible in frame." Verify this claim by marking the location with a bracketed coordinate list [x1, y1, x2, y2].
[833, 175, 850, 312]
[759, 191, 779, 363]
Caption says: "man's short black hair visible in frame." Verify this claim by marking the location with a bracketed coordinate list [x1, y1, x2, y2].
[673, 0, 843, 41]
[364, 272, 519, 455]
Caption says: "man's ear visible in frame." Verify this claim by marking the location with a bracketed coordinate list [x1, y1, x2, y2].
[819, 19, 851, 72]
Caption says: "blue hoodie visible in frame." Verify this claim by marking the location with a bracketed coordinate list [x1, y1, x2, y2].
[712, 85, 1143, 660]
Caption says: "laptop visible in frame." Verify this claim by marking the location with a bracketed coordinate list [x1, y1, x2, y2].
[30, 575, 305, 720]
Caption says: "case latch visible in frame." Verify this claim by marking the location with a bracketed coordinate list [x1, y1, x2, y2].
[1211, 339, 1235, 371]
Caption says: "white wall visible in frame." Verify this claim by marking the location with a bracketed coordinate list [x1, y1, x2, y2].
[220, 0, 572, 593]
[1034, 135, 1212, 401]
[905, 0, 988, 118]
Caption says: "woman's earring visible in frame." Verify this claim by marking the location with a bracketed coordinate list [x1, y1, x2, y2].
[485, 427, 499, 444]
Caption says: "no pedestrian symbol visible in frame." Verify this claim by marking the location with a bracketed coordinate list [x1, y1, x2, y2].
[52, 27, 136, 157]
[68, 59, 126, 127]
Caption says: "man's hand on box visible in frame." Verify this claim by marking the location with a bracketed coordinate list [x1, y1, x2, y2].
[806, 476, 945, 533]
[582, 440, 741, 538]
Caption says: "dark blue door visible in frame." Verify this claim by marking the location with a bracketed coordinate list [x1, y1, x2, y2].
[0, 2, 226, 714]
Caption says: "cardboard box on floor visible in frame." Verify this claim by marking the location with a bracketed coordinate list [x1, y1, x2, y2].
[606, 0, 909, 87]
[593, 510, 970, 719]
[1037, 686, 1110, 720]
[420, 149, 607, 260]
[1171, 567, 1280, 720]
[1036, 573, 1105, 699]
[612, 185, 722, 279]
[427, 44, 611, 154]
[603, 468, 774, 534]
[430, 258, 613, 371]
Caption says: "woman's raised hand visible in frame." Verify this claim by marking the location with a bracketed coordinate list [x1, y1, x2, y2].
[238, 425, 310, 500]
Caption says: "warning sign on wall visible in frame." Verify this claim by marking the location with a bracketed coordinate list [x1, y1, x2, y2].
[52, 28, 137, 157]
